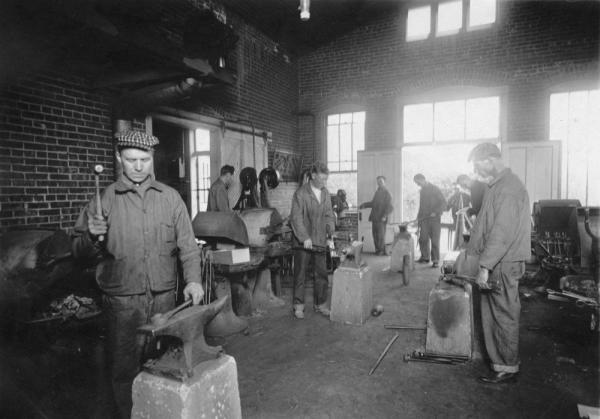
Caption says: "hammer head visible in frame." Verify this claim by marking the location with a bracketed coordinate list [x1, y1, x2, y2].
[93, 164, 104, 175]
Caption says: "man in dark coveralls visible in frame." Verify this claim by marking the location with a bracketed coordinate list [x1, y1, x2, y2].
[359, 176, 394, 256]
[413, 173, 446, 268]
[207, 164, 235, 211]
[72, 130, 204, 418]
[467, 142, 531, 384]
[290, 161, 335, 319]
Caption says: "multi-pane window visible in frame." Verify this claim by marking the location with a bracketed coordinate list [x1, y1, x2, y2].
[327, 112, 365, 171]
[326, 111, 365, 207]
[189, 128, 211, 215]
[549, 89, 600, 206]
[407, 0, 495, 41]
[404, 96, 500, 143]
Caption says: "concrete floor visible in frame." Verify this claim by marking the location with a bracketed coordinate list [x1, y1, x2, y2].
[1, 254, 598, 418]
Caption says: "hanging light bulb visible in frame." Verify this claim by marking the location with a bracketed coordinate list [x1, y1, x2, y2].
[299, 0, 310, 21]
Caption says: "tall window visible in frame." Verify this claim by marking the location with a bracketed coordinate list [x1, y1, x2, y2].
[549, 89, 600, 206]
[407, 6, 431, 41]
[469, 0, 496, 28]
[189, 128, 211, 215]
[326, 111, 365, 207]
[407, 0, 495, 41]
[437, 1, 462, 36]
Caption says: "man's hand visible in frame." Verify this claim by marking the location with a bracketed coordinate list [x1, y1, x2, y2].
[303, 238, 313, 250]
[183, 282, 204, 305]
[476, 267, 492, 290]
[88, 211, 108, 241]
[430, 212, 437, 218]
[382, 216, 387, 222]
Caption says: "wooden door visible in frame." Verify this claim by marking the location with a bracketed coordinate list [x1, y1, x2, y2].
[503, 141, 560, 208]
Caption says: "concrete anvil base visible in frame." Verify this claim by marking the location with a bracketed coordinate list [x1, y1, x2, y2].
[131, 355, 241, 419]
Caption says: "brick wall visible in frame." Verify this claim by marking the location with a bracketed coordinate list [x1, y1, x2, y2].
[298, 1, 599, 158]
[0, 74, 115, 231]
[0, 0, 301, 233]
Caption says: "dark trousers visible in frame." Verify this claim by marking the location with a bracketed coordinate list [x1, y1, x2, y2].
[481, 261, 524, 373]
[372, 221, 387, 254]
[418, 217, 441, 262]
[293, 249, 328, 306]
[103, 290, 175, 419]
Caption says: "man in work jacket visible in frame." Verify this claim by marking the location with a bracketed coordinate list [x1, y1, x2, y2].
[289, 161, 336, 319]
[360, 176, 394, 256]
[72, 130, 203, 418]
[414, 173, 447, 268]
[467, 142, 531, 385]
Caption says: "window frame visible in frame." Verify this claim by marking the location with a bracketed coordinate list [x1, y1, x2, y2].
[546, 80, 600, 205]
[324, 109, 366, 173]
[401, 87, 505, 146]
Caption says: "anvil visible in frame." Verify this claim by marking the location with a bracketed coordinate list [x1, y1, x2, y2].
[137, 296, 227, 381]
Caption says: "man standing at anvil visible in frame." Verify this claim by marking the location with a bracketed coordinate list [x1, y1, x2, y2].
[72, 130, 204, 418]
[466, 142, 531, 384]
[290, 161, 336, 319]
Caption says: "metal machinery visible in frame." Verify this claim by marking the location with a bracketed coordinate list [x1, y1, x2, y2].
[532, 200, 599, 331]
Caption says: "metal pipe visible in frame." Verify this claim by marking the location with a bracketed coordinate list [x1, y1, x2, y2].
[368, 333, 399, 376]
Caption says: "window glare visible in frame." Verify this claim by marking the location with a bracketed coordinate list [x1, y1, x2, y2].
[407, 6, 431, 41]
[404, 104, 433, 143]
[434, 100, 465, 141]
[327, 114, 339, 125]
[466, 97, 499, 139]
[194, 128, 210, 152]
[549, 93, 569, 141]
[437, 1, 462, 36]
[470, 0, 496, 27]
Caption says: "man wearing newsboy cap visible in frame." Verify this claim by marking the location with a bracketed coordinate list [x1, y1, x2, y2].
[466, 142, 530, 385]
[72, 130, 203, 418]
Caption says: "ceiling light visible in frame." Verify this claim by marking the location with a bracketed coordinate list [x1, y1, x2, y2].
[299, 0, 310, 21]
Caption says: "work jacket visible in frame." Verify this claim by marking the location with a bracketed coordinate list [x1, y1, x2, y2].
[207, 178, 231, 212]
[417, 183, 446, 220]
[290, 183, 335, 247]
[72, 178, 201, 296]
[467, 168, 531, 270]
[362, 186, 393, 222]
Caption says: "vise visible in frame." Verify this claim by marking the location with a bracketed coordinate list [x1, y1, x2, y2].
[137, 296, 227, 382]
[339, 241, 365, 269]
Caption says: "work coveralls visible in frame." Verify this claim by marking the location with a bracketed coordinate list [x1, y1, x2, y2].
[207, 178, 231, 211]
[417, 183, 446, 263]
[467, 168, 531, 373]
[72, 178, 201, 418]
[290, 183, 335, 306]
[361, 186, 393, 255]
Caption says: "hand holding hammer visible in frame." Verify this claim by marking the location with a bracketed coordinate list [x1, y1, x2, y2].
[89, 165, 108, 242]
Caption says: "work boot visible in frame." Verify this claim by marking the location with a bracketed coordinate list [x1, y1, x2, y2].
[293, 304, 305, 319]
[314, 303, 331, 317]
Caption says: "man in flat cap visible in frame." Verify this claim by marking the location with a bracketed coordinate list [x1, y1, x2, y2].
[466, 142, 530, 384]
[72, 130, 203, 418]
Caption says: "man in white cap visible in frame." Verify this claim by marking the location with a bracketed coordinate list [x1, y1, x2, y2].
[72, 130, 203, 418]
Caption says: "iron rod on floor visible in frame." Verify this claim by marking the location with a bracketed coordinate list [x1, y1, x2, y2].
[368, 333, 399, 376]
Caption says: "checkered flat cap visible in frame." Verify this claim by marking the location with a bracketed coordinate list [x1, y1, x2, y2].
[115, 130, 159, 151]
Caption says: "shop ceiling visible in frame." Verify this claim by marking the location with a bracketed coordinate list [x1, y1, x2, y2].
[0, 0, 401, 114]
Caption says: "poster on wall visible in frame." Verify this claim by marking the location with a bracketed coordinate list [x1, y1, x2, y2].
[273, 149, 303, 182]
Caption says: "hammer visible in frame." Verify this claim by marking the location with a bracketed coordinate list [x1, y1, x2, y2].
[93, 164, 104, 242]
